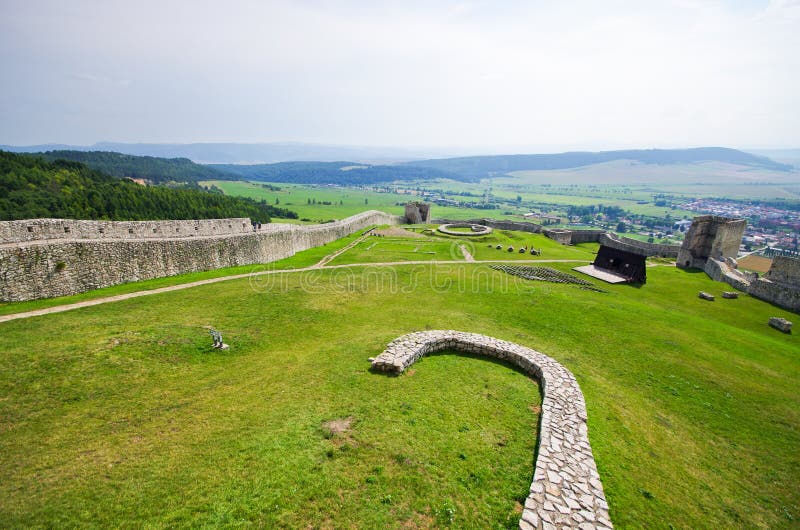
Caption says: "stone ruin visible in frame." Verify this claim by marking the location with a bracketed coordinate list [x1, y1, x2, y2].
[371, 331, 613, 529]
[768, 317, 793, 334]
[677, 215, 746, 270]
[404, 202, 431, 224]
[675, 215, 800, 313]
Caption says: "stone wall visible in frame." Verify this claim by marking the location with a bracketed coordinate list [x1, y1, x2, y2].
[748, 277, 800, 313]
[0, 217, 253, 243]
[765, 256, 800, 286]
[542, 228, 606, 245]
[542, 229, 573, 245]
[475, 219, 543, 234]
[704, 256, 800, 313]
[600, 233, 680, 258]
[432, 218, 543, 234]
[0, 211, 402, 302]
[677, 215, 746, 269]
[372, 331, 613, 530]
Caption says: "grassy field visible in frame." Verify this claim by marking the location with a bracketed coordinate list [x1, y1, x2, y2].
[202, 181, 516, 223]
[1, 235, 798, 528]
[328, 228, 598, 266]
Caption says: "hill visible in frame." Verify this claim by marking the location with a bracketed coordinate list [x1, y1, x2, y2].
[0, 142, 447, 164]
[0, 151, 296, 221]
[36, 150, 239, 184]
[211, 161, 471, 184]
[405, 147, 793, 179]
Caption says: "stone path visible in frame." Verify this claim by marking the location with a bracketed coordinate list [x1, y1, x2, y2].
[0, 259, 588, 323]
[460, 244, 475, 262]
[372, 331, 613, 530]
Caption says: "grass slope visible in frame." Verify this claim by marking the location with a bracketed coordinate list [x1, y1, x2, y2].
[0, 244, 797, 528]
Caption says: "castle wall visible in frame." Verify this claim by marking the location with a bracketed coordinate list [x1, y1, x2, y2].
[0, 218, 252, 243]
[475, 219, 543, 234]
[542, 228, 605, 245]
[0, 211, 402, 302]
[748, 278, 800, 313]
[542, 229, 572, 245]
[765, 256, 800, 286]
[568, 229, 606, 244]
[600, 233, 680, 258]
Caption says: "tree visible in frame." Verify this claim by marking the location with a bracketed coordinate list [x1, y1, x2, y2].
[616, 222, 627, 233]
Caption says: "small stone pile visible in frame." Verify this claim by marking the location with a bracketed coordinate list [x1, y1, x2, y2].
[722, 292, 739, 299]
[372, 331, 613, 529]
[698, 291, 715, 301]
[492, 265, 605, 293]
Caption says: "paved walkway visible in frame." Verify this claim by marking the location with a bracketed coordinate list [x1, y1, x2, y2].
[0, 258, 587, 324]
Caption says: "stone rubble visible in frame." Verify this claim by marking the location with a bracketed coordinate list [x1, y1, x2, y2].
[698, 291, 715, 301]
[768, 317, 793, 334]
[371, 330, 613, 530]
[722, 292, 739, 299]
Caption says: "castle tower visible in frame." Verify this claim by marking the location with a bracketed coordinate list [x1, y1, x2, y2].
[676, 215, 746, 269]
[404, 202, 431, 224]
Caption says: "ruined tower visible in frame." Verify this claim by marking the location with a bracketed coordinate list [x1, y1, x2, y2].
[404, 202, 431, 224]
[676, 215, 746, 269]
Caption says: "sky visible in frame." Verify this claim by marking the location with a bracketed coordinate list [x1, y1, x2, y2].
[0, 0, 798, 151]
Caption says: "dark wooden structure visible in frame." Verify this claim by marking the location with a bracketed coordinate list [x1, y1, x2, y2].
[593, 245, 647, 283]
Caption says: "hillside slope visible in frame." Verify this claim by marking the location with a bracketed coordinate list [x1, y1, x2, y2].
[405, 147, 793, 179]
[0, 151, 296, 221]
[36, 150, 239, 184]
[211, 161, 470, 184]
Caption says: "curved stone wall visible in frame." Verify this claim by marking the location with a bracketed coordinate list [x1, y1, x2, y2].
[600, 233, 680, 258]
[437, 223, 493, 236]
[372, 331, 612, 530]
[0, 211, 402, 302]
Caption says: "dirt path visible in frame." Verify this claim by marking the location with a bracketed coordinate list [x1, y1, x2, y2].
[314, 229, 373, 267]
[460, 245, 475, 262]
[0, 259, 587, 323]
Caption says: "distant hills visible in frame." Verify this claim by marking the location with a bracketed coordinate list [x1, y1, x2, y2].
[1, 145, 794, 187]
[211, 161, 468, 184]
[0, 142, 446, 165]
[403, 147, 794, 179]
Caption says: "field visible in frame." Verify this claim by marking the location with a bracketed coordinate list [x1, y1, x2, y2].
[1, 228, 798, 529]
[201, 181, 516, 223]
[203, 178, 704, 225]
[327, 227, 598, 266]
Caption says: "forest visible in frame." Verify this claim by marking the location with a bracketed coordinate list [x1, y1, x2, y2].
[211, 161, 470, 184]
[0, 151, 297, 221]
[37, 150, 239, 184]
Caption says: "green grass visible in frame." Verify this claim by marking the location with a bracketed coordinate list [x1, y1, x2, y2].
[1, 243, 798, 528]
[328, 228, 598, 265]
[202, 181, 408, 222]
[329, 238, 462, 264]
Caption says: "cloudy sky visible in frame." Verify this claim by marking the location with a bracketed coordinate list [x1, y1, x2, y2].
[1, 0, 798, 150]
